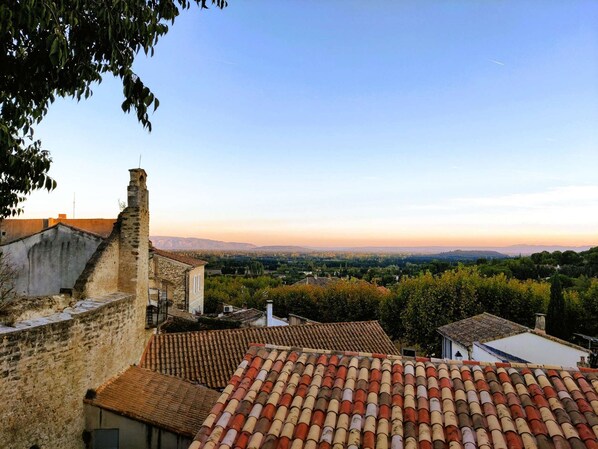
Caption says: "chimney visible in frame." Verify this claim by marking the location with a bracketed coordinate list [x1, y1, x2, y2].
[534, 313, 546, 334]
[266, 300, 273, 327]
[58, 214, 67, 220]
[118, 169, 149, 302]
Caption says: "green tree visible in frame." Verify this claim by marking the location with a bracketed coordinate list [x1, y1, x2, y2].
[546, 274, 567, 338]
[1, 0, 226, 217]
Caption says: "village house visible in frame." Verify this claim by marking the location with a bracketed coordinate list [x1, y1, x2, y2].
[84, 366, 220, 449]
[149, 247, 207, 314]
[139, 320, 398, 390]
[437, 312, 591, 367]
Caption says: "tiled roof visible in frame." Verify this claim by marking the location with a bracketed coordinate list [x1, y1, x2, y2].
[152, 248, 208, 267]
[293, 277, 339, 287]
[438, 313, 589, 353]
[139, 321, 397, 390]
[84, 366, 220, 437]
[221, 308, 266, 323]
[191, 344, 598, 449]
[437, 313, 529, 348]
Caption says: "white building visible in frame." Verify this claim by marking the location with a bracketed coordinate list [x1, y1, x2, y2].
[437, 312, 590, 368]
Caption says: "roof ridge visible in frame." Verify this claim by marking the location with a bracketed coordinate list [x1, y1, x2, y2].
[156, 320, 383, 336]
[245, 343, 598, 373]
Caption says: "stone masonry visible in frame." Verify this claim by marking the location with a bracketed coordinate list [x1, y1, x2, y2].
[0, 169, 151, 449]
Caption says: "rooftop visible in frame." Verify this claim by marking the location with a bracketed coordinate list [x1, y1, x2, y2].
[85, 366, 221, 438]
[191, 344, 598, 449]
[152, 248, 208, 267]
[293, 277, 339, 287]
[437, 313, 589, 353]
[139, 321, 397, 389]
[438, 313, 535, 348]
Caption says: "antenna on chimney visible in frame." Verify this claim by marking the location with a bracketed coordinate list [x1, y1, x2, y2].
[73, 192, 76, 218]
[138, 154, 142, 168]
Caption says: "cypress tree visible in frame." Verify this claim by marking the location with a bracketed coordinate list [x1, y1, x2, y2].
[546, 274, 567, 338]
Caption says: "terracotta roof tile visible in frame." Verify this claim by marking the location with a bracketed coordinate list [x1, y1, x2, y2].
[437, 313, 529, 348]
[191, 345, 598, 449]
[84, 366, 220, 437]
[140, 321, 397, 390]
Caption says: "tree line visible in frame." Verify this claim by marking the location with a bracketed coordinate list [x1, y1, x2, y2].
[205, 266, 598, 356]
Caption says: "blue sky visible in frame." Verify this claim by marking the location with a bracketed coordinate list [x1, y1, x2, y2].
[23, 1, 598, 246]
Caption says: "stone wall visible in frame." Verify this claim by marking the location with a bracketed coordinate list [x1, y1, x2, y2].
[0, 293, 146, 448]
[0, 168, 151, 449]
[74, 227, 120, 299]
[153, 255, 188, 310]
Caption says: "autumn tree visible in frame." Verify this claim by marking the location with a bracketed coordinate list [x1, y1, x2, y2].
[0, 0, 226, 217]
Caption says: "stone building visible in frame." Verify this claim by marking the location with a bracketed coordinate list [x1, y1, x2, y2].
[0, 223, 104, 296]
[0, 169, 152, 449]
[149, 248, 207, 314]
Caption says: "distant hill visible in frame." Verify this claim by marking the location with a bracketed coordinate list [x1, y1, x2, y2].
[149, 236, 592, 255]
[150, 236, 257, 251]
[407, 250, 509, 261]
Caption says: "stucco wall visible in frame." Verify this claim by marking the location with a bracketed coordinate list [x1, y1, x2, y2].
[443, 338, 469, 360]
[487, 332, 589, 367]
[471, 344, 503, 363]
[1, 225, 103, 296]
[0, 293, 149, 449]
[85, 405, 191, 449]
[0, 218, 46, 244]
[188, 265, 204, 315]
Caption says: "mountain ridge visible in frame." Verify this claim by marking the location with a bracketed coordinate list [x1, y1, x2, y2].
[149, 236, 593, 255]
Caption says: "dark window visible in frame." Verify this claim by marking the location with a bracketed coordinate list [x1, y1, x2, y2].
[92, 429, 119, 449]
[402, 348, 416, 357]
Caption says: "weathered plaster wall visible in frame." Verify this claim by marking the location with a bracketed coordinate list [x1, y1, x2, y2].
[85, 405, 192, 449]
[0, 293, 147, 449]
[1, 225, 103, 296]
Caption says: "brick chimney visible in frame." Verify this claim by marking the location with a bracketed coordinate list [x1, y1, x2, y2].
[534, 313, 546, 334]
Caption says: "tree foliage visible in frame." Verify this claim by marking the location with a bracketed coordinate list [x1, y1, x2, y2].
[546, 274, 567, 338]
[379, 267, 549, 356]
[0, 0, 226, 217]
[0, 250, 19, 307]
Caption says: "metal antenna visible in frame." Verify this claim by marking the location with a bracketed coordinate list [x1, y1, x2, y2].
[138, 154, 142, 168]
[73, 193, 76, 218]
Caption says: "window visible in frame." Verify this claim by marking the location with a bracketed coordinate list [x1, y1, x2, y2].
[193, 274, 201, 293]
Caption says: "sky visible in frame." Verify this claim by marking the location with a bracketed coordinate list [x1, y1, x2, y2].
[20, 1, 598, 247]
